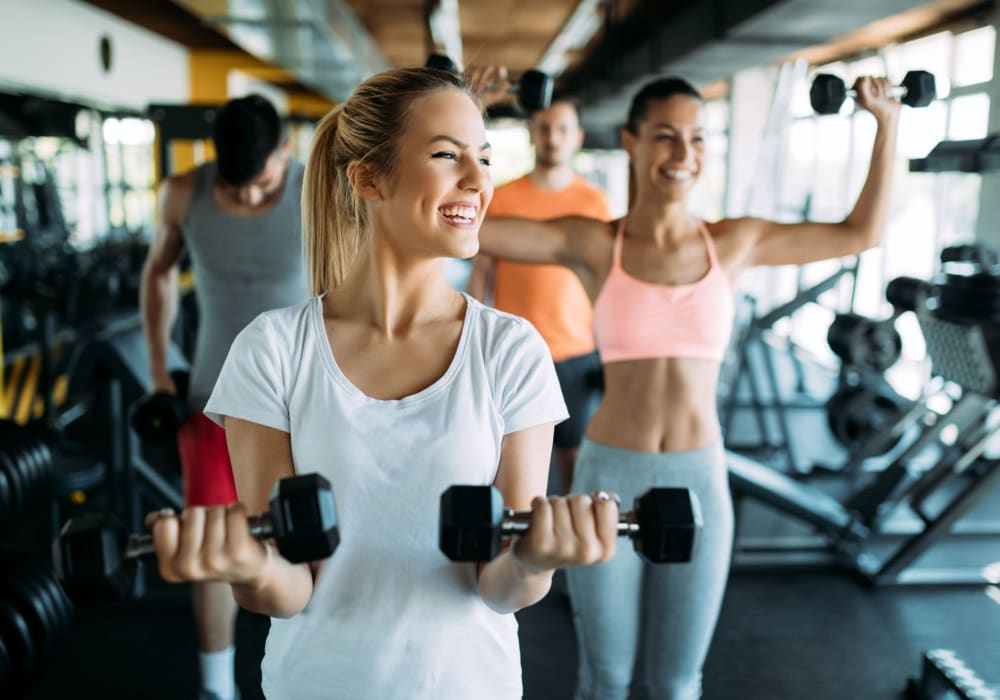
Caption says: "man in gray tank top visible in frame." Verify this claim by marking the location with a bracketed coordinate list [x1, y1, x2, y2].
[140, 94, 308, 700]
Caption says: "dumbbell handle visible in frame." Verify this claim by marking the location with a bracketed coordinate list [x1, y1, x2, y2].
[123, 512, 273, 559]
[845, 85, 908, 100]
[501, 509, 641, 537]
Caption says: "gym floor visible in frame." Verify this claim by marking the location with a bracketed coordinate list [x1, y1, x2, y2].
[22, 352, 1000, 699]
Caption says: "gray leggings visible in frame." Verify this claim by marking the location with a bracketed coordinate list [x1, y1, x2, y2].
[565, 438, 733, 700]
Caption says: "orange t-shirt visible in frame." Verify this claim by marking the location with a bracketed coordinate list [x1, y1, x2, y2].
[489, 175, 611, 362]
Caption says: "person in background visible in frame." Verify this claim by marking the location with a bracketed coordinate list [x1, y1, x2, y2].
[140, 94, 308, 700]
[467, 91, 611, 494]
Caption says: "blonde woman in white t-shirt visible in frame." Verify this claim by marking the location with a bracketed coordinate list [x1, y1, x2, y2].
[143, 67, 623, 699]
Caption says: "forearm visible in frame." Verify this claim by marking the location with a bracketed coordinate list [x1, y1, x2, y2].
[476, 548, 553, 614]
[844, 113, 900, 247]
[140, 263, 179, 375]
[231, 543, 315, 618]
[479, 217, 564, 265]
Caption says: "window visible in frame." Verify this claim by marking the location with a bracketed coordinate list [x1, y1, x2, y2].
[745, 24, 996, 388]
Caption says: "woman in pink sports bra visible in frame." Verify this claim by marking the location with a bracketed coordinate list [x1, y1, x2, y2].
[475, 72, 901, 700]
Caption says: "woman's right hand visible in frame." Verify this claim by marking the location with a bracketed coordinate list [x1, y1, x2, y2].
[145, 503, 270, 585]
[511, 491, 621, 573]
[852, 75, 901, 124]
[150, 366, 177, 395]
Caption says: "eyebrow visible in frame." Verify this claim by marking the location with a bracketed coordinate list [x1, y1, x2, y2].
[429, 135, 492, 151]
[649, 123, 704, 132]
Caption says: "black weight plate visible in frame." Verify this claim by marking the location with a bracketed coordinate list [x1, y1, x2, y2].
[3, 564, 58, 665]
[0, 446, 27, 523]
[13, 558, 70, 658]
[827, 386, 907, 453]
[0, 423, 50, 497]
[0, 466, 12, 528]
[31, 559, 74, 633]
[0, 631, 11, 695]
[0, 424, 41, 498]
[0, 596, 35, 682]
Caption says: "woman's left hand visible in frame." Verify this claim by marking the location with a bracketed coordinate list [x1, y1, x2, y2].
[853, 76, 902, 123]
[511, 491, 621, 573]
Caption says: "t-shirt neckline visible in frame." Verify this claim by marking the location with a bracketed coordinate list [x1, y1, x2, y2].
[310, 292, 476, 406]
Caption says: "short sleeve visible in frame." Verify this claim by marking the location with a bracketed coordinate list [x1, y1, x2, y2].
[495, 320, 569, 435]
[204, 314, 290, 432]
[592, 189, 612, 222]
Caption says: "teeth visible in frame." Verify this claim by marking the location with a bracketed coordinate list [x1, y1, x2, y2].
[664, 170, 691, 180]
[440, 205, 477, 220]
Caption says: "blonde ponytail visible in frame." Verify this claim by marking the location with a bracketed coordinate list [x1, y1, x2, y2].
[303, 106, 364, 296]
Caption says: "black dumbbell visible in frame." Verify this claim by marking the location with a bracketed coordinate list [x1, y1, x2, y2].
[810, 70, 936, 115]
[426, 53, 554, 112]
[129, 369, 190, 444]
[0, 421, 53, 534]
[885, 276, 936, 314]
[52, 473, 339, 602]
[439, 485, 701, 563]
[827, 313, 902, 372]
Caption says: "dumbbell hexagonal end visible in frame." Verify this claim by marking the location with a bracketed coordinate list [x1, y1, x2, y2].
[810, 74, 847, 115]
[52, 512, 136, 601]
[439, 485, 505, 562]
[129, 392, 187, 444]
[633, 488, 702, 563]
[269, 473, 340, 563]
[426, 53, 458, 74]
[519, 70, 553, 112]
[901, 70, 936, 108]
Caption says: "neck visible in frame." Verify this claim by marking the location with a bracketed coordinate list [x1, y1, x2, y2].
[529, 163, 575, 191]
[327, 240, 461, 337]
[627, 193, 694, 246]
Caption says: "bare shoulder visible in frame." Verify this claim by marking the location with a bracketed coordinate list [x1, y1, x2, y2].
[705, 216, 765, 238]
[705, 216, 768, 249]
[158, 167, 199, 224]
[703, 217, 766, 272]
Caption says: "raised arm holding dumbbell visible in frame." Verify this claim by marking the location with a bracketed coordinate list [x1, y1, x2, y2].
[810, 70, 936, 115]
[429, 54, 553, 112]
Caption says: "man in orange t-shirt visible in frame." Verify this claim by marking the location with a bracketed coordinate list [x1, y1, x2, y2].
[468, 97, 611, 493]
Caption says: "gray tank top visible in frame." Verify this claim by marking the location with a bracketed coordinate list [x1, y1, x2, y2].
[182, 159, 309, 411]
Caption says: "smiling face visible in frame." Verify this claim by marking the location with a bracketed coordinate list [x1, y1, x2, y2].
[621, 95, 705, 203]
[370, 88, 493, 261]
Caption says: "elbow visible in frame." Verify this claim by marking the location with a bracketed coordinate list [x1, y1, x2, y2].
[858, 227, 884, 254]
[842, 221, 883, 255]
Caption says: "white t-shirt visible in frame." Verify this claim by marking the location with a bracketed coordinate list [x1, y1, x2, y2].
[204, 294, 568, 700]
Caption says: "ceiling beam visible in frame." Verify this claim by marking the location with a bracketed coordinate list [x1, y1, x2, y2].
[537, 0, 605, 77]
[172, 0, 388, 102]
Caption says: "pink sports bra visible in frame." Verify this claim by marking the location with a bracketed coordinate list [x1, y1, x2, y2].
[593, 219, 735, 364]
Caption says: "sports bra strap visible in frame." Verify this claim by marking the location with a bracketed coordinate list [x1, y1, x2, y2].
[697, 220, 721, 266]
